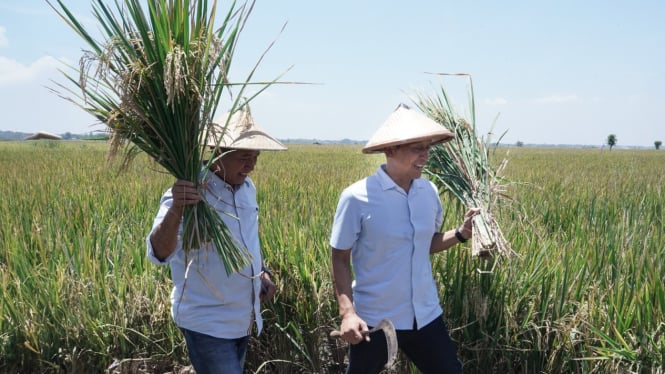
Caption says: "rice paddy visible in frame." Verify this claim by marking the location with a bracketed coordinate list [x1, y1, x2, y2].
[0, 141, 663, 373]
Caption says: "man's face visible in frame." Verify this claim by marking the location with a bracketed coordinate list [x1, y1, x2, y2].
[387, 141, 431, 179]
[215, 149, 260, 185]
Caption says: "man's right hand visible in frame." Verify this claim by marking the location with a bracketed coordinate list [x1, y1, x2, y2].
[339, 312, 370, 344]
[170, 180, 202, 211]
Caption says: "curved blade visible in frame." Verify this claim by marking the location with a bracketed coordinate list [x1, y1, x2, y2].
[329, 318, 398, 368]
[371, 319, 398, 368]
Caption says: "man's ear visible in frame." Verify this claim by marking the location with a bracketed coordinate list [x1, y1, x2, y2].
[384, 146, 397, 157]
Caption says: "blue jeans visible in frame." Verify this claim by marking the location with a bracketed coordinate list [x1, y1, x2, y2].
[346, 315, 462, 374]
[180, 328, 249, 374]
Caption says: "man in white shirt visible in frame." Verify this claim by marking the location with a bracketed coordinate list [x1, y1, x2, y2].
[330, 103, 479, 374]
[147, 108, 285, 374]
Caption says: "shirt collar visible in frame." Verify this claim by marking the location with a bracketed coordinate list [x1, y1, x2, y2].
[376, 165, 398, 191]
[205, 170, 250, 191]
[376, 164, 425, 191]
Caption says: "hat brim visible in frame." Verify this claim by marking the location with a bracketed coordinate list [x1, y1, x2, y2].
[205, 130, 287, 151]
[362, 132, 453, 154]
[361, 103, 454, 154]
[202, 109, 287, 151]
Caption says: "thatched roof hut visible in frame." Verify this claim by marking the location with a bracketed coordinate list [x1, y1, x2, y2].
[25, 132, 62, 140]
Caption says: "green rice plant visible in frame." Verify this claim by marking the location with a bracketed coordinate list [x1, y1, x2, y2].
[1, 142, 663, 372]
[490, 148, 665, 373]
[0, 141, 184, 372]
[48, 0, 277, 274]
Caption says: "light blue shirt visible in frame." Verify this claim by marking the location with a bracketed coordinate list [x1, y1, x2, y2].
[146, 172, 264, 339]
[330, 165, 444, 330]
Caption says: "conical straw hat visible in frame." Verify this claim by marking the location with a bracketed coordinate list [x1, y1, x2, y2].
[362, 103, 453, 154]
[204, 107, 287, 151]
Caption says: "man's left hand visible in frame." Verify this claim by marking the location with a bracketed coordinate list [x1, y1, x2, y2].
[460, 208, 481, 238]
[260, 276, 276, 302]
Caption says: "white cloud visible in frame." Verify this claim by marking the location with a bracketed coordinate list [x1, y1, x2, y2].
[0, 54, 99, 135]
[0, 26, 8, 48]
[0, 56, 63, 85]
[533, 94, 580, 103]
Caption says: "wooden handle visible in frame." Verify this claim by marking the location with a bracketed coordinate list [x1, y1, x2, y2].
[330, 329, 370, 338]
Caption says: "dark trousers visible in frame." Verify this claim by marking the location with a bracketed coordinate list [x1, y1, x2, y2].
[346, 315, 462, 374]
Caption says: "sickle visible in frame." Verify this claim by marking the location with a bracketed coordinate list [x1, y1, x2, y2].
[330, 318, 398, 368]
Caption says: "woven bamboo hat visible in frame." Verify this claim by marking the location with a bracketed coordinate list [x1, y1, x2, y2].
[204, 107, 287, 151]
[362, 103, 453, 154]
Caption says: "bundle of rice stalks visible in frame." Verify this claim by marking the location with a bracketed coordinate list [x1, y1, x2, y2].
[414, 74, 515, 258]
[48, 0, 273, 274]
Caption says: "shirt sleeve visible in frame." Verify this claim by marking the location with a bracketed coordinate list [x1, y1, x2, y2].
[428, 181, 444, 229]
[145, 189, 181, 265]
[329, 188, 361, 251]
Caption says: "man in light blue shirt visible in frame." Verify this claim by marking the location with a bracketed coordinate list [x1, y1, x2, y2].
[147, 108, 286, 374]
[330, 103, 479, 374]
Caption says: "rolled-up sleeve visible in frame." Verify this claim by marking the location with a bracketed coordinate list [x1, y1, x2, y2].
[146, 189, 181, 265]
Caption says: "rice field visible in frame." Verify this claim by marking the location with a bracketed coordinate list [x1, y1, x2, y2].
[0, 141, 663, 373]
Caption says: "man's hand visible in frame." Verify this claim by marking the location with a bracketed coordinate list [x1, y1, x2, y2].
[459, 207, 481, 239]
[170, 180, 202, 211]
[259, 275, 276, 302]
[339, 312, 370, 344]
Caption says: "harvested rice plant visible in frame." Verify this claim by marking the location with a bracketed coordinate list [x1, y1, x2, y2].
[0, 141, 663, 373]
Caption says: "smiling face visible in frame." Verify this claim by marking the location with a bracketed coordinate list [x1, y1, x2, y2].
[384, 140, 431, 191]
[213, 149, 260, 186]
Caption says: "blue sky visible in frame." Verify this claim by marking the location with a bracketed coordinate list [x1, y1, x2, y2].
[1, 1, 663, 146]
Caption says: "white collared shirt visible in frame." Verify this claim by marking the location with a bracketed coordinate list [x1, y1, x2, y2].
[146, 172, 263, 338]
[330, 165, 444, 330]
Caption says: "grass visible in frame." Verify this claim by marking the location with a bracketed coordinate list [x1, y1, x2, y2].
[0, 141, 663, 373]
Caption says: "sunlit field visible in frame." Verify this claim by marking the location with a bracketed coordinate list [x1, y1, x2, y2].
[1, 141, 663, 373]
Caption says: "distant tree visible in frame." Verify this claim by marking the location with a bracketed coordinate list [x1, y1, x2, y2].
[606, 134, 617, 151]
[63, 132, 72, 140]
[516, 140, 524, 147]
[655, 140, 662, 150]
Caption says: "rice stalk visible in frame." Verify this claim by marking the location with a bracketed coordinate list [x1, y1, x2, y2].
[47, 0, 271, 274]
[414, 74, 515, 258]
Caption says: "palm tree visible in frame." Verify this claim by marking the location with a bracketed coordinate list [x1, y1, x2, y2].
[607, 134, 617, 151]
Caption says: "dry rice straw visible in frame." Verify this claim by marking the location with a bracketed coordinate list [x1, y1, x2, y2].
[415, 74, 515, 259]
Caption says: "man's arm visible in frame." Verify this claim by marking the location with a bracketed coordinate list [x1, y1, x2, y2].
[149, 180, 201, 261]
[150, 206, 185, 261]
[331, 248, 369, 344]
[430, 208, 480, 254]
